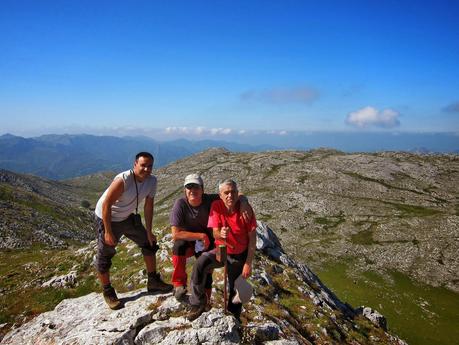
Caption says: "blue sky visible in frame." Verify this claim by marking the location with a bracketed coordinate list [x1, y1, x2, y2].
[1, 0, 458, 140]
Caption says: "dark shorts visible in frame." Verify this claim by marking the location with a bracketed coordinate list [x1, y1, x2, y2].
[190, 248, 247, 316]
[94, 215, 159, 273]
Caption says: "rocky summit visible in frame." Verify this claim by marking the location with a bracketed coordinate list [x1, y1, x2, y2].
[1, 148, 458, 344]
[153, 148, 459, 293]
[1, 223, 405, 345]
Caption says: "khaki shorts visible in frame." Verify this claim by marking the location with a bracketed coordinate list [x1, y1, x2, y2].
[94, 215, 159, 273]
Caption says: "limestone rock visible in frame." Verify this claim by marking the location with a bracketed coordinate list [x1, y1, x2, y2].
[41, 271, 77, 288]
[245, 321, 283, 342]
[2, 221, 407, 345]
[1, 290, 242, 345]
[356, 306, 388, 330]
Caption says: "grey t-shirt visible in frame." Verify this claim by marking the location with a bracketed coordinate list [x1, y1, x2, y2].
[95, 170, 157, 222]
[170, 193, 219, 241]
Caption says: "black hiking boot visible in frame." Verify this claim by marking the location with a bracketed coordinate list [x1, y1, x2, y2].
[103, 286, 122, 310]
[147, 272, 173, 293]
[187, 304, 206, 321]
[174, 285, 187, 301]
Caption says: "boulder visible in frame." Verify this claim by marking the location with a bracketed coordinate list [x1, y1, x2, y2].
[355, 306, 388, 330]
[41, 271, 77, 288]
[1, 290, 242, 345]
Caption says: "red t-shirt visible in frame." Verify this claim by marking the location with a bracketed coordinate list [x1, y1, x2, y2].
[207, 200, 257, 254]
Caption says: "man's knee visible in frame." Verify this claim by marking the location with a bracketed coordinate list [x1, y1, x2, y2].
[205, 272, 213, 289]
[172, 239, 190, 256]
[95, 253, 114, 273]
[95, 240, 117, 273]
[141, 242, 159, 256]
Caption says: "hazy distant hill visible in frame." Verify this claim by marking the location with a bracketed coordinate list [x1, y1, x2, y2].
[0, 169, 94, 248]
[0, 134, 274, 180]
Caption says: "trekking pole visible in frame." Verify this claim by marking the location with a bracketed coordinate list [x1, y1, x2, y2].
[216, 244, 228, 313]
[222, 245, 228, 314]
[219, 223, 233, 314]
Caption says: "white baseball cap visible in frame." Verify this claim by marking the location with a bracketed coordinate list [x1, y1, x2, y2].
[184, 173, 203, 186]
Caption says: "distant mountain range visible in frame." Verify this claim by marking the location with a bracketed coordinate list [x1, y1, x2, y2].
[0, 133, 274, 180]
[1, 132, 458, 180]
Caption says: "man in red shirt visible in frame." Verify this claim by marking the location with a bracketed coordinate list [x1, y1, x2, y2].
[187, 179, 257, 321]
[170, 174, 253, 303]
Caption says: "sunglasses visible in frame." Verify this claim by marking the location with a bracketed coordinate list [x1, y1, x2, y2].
[185, 183, 201, 190]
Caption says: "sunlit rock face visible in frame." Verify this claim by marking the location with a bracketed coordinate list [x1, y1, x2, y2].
[2, 224, 406, 345]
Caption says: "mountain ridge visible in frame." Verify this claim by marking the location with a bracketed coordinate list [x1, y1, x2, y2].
[0, 134, 275, 180]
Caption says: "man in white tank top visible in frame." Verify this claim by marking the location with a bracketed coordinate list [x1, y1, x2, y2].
[94, 152, 172, 309]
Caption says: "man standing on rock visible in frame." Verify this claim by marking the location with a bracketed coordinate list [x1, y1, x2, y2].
[187, 179, 257, 321]
[95, 152, 172, 310]
[170, 174, 253, 304]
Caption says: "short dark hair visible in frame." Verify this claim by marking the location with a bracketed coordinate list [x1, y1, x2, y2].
[135, 152, 154, 162]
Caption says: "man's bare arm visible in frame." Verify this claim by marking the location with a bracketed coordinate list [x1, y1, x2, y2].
[242, 230, 257, 278]
[144, 196, 156, 245]
[102, 178, 124, 246]
[238, 194, 253, 223]
[172, 226, 210, 249]
[144, 196, 154, 232]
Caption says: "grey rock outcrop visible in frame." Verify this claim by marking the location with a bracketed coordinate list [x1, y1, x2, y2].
[2, 222, 406, 345]
[255, 222, 355, 317]
[1, 291, 241, 345]
[41, 271, 78, 289]
[355, 307, 387, 330]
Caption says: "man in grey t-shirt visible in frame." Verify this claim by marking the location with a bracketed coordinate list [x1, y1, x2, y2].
[170, 174, 253, 304]
[95, 152, 172, 310]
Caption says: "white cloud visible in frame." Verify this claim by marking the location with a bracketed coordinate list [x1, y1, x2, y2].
[266, 130, 289, 135]
[346, 106, 400, 128]
[160, 127, 294, 138]
[164, 126, 233, 136]
[210, 128, 233, 135]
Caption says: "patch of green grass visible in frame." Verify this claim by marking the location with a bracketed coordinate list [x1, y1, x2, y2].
[32, 288, 74, 312]
[297, 174, 309, 184]
[314, 213, 345, 229]
[343, 171, 431, 198]
[316, 261, 459, 345]
[257, 213, 273, 222]
[0, 246, 98, 331]
[0, 184, 14, 199]
[314, 216, 345, 228]
[264, 164, 284, 178]
[382, 201, 442, 217]
[350, 229, 376, 245]
[247, 187, 272, 195]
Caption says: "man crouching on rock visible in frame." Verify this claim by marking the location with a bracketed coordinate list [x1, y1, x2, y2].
[94, 152, 172, 310]
[187, 179, 257, 321]
[170, 174, 253, 304]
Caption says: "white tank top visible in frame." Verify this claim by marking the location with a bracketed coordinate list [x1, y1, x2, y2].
[95, 170, 157, 222]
